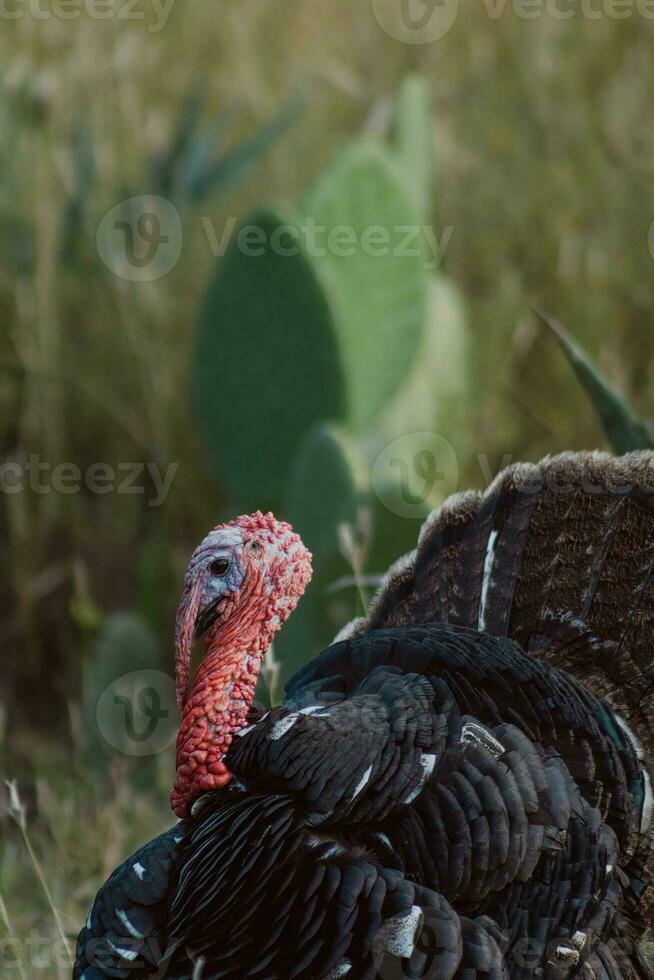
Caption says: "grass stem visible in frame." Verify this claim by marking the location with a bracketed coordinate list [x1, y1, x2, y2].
[0, 890, 26, 980]
[6, 781, 73, 967]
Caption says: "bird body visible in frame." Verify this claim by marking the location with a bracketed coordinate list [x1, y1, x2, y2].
[75, 452, 654, 980]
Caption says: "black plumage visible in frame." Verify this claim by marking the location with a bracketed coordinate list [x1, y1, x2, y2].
[75, 451, 654, 980]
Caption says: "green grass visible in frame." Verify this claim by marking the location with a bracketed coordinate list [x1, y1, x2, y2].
[1, 753, 173, 977]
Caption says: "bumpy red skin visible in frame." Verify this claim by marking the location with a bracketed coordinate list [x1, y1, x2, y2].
[169, 513, 312, 819]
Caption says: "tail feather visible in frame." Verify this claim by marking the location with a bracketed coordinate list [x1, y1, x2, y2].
[411, 490, 485, 627]
[356, 451, 654, 933]
[363, 452, 654, 719]
[478, 482, 537, 636]
[366, 551, 416, 632]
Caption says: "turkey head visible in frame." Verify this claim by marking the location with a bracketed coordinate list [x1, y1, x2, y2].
[170, 512, 312, 817]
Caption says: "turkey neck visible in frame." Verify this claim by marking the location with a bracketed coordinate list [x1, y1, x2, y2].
[169, 592, 274, 818]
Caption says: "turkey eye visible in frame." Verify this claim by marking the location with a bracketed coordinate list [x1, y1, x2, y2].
[210, 558, 230, 577]
[249, 540, 263, 553]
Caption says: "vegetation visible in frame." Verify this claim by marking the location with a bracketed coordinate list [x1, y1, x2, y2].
[1, 4, 653, 976]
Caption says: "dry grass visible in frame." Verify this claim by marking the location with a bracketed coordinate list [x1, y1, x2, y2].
[1, 3, 654, 973]
[1, 754, 173, 978]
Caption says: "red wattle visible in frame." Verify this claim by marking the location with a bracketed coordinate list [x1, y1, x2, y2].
[170, 643, 262, 818]
[170, 512, 312, 818]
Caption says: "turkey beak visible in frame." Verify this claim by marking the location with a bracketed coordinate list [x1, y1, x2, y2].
[174, 574, 203, 710]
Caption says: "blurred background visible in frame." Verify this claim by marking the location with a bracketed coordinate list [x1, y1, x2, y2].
[1, 1, 654, 974]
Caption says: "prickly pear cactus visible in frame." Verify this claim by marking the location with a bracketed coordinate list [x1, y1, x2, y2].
[83, 612, 175, 767]
[276, 425, 365, 686]
[304, 141, 428, 430]
[191, 76, 472, 691]
[285, 423, 364, 560]
[392, 74, 437, 223]
[194, 207, 346, 502]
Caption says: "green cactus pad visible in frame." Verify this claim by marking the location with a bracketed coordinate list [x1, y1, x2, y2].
[275, 424, 366, 688]
[194, 207, 346, 501]
[304, 142, 428, 430]
[381, 274, 469, 440]
[392, 74, 436, 223]
[285, 423, 364, 560]
[83, 612, 164, 763]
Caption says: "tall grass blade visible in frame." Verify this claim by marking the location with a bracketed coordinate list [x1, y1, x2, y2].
[0, 889, 26, 980]
[6, 781, 73, 967]
[535, 308, 654, 454]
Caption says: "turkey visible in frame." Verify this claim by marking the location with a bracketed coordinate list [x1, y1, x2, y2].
[75, 451, 654, 980]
